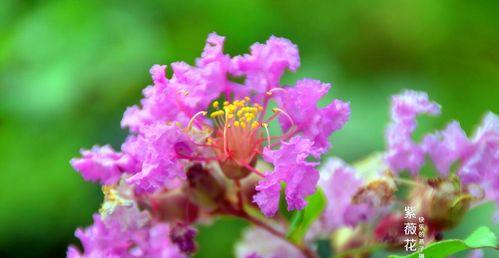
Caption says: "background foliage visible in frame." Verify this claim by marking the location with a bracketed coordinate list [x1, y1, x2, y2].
[0, 0, 498, 257]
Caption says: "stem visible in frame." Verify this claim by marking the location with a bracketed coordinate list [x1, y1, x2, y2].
[235, 179, 244, 211]
[239, 211, 317, 258]
[243, 164, 265, 178]
[394, 177, 424, 187]
[220, 189, 316, 258]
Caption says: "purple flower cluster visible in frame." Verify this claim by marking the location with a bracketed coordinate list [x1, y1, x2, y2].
[68, 34, 498, 258]
[69, 33, 350, 257]
[67, 206, 186, 258]
[385, 90, 499, 220]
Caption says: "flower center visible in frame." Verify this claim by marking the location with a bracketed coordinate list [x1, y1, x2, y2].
[208, 97, 264, 167]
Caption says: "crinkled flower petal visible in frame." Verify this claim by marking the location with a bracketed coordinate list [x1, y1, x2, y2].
[123, 122, 193, 193]
[122, 33, 231, 133]
[386, 90, 441, 175]
[314, 158, 371, 235]
[275, 79, 350, 152]
[422, 121, 471, 176]
[458, 112, 499, 221]
[253, 136, 320, 217]
[70, 145, 136, 185]
[67, 205, 185, 258]
[459, 112, 499, 184]
[231, 36, 299, 101]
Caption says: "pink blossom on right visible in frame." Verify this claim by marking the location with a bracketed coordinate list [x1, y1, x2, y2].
[385, 90, 441, 175]
[314, 158, 373, 234]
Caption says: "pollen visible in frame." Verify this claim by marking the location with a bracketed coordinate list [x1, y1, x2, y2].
[207, 97, 265, 166]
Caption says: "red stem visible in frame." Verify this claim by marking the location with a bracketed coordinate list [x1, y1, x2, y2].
[222, 181, 317, 258]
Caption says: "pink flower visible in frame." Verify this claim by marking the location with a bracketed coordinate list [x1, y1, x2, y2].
[67, 206, 185, 258]
[70, 145, 136, 185]
[459, 112, 499, 184]
[121, 65, 191, 133]
[422, 121, 472, 176]
[315, 158, 372, 233]
[123, 122, 193, 193]
[253, 136, 321, 217]
[231, 36, 299, 101]
[274, 79, 350, 152]
[458, 112, 499, 221]
[386, 90, 440, 175]
[122, 33, 231, 133]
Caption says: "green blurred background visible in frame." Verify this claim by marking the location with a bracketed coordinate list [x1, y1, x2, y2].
[0, 0, 498, 257]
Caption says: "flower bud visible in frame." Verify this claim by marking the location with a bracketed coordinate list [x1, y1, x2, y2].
[185, 163, 226, 210]
[409, 177, 470, 231]
[374, 213, 406, 248]
[148, 189, 199, 224]
[170, 223, 198, 254]
[220, 159, 253, 180]
[352, 179, 396, 207]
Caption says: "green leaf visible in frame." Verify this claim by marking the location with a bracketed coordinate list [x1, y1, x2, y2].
[286, 188, 326, 244]
[388, 226, 498, 258]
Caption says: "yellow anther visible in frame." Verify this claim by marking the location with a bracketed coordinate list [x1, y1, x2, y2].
[223, 101, 229, 106]
[213, 101, 219, 108]
[241, 122, 247, 128]
[246, 116, 252, 122]
[227, 114, 234, 119]
[234, 121, 240, 127]
[251, 121, 259, 129]
[210, 110, 225, 118]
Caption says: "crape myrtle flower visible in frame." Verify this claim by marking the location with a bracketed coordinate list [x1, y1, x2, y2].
[385, 90, 440, 175]
[121, 122, 194, 193]
[231, 36, 300, 102]
[70, 33, 350, 217]
[310, 156, 395, 239]
[385, 90, 498, 222]
[67, 205, 186, 258]
[422, 121, 471, 176]
[273, 79, 350, 151]
[253, 136, 321, 217]
[419, 112, 498, 221]
[315, 158, 372, 233]
[70, 145, 136, 185]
